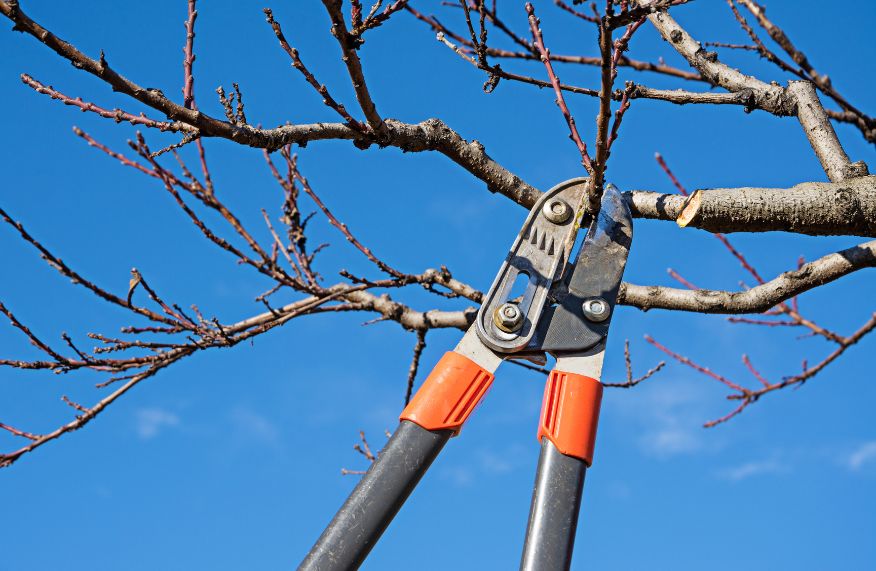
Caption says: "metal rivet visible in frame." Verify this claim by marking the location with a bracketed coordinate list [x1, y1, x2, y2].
[493, 303, 523, 332]
[542, 199, 571, 224]
[581, 298, 609, 322]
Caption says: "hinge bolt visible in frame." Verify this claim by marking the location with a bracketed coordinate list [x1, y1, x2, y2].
[542, 199, 571, 224]
[494, 303, 523, 332]
[581, 298, 610, 322]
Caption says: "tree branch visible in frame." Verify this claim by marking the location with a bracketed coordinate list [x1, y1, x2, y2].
[320, 0, 384, 131]
[735, 0, 875, 143]
[619, 240, 876, 313]
[788, 81, 866, 182]
[646, 9, 868, 182]
[629, 175, 876, 237]
[0, 1, 537, 206]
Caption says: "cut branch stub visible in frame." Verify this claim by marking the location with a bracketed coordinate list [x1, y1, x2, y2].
[673, 176, 876, 237]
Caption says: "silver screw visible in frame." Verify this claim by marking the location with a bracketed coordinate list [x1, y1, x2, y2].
[493, 303, 523, 332]
[581, 298, 610, 322]
[542, 199, 571, 224]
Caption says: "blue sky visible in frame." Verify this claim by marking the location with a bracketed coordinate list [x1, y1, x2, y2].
[1, 2, 874, 569]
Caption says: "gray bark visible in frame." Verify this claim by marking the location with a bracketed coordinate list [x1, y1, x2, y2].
[632, 176, 876, 237]
[788, 81, 864, 182]
[647, 11, 869, 183]
[619, 240, 876, 313]
[647, 10, 791, 115]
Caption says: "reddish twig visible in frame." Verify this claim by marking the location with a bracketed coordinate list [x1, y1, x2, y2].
[646, 312, 876, 427]
[742, 354, 769, 387]
[409, 4, 703, 83]
[320, 0, 384, 131]
[182, 0, 198, 109]
[0, 422, 40, 441]
[554, 0, 599, 24]
[525, 3, 593, 174]
[646, 335, 748, 393]
[654, 152, 688, 196]
[284, 149, 406, 279]
[436, 31, 599, 96]
[264, 8, 368, 132]
[667, 268, 699, 290]
[603, 340, 665, 388]
[21, 74, 196, 134]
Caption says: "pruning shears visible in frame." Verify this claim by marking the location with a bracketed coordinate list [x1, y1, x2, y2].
[300, 178, 633, 570]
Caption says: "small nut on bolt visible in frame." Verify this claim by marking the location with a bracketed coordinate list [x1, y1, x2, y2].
[542, 199, 571, 224]
[581, 298, 610, 322]
[493, 303, 523, 333]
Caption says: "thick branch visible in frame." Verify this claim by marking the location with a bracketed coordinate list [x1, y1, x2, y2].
[647, 10, 789, 113]
[788, 81, 864, 182]
[618, 240, 876, 313]
[629, 176, 876, 237]
[736, 0, 875, 142]
[627, 84, 758, 107]
[227, 285, 475, 333]
[646, 10, 867, 182]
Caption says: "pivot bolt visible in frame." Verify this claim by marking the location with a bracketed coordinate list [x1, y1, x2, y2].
[542, 199, 571, 224]
[581, 298, 610, 322]
[494, 303, 523, 333]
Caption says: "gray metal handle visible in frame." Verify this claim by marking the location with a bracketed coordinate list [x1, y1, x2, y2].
[299, 420, 451, 571]
[519, 438, 588, 571]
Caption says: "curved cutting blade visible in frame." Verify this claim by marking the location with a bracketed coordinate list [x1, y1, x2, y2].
[529, 183, 633, 354]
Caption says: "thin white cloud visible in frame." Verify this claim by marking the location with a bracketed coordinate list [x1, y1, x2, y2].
[606, 481, 632, 500]
[135, 408, 180, 440]
[478, 450, 513, 474]
[230, 406, 280, 446]
[644, 425, 701, 457]
[717, 459, 786, 482]
[441, 465, 474, 487]
[613, 379, 712, 459]
[846, 441, 876, 471]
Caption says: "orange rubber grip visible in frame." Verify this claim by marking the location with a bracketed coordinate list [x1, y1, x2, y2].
[400, 351, 495, 434]
[537, 370, 603, 466]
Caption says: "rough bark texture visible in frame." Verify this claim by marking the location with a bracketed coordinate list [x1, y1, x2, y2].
[647, 10, 791, 115]
[619, 240, 876, 313]
[3, 0, 870, 236]
[628, 85, 758, 107]
[647, 10, 868, 183]
[627, 176, 876, 237]
[788, 81, 864, 182]
[673, 176, 876, 237]
[625, 190, 685, 220]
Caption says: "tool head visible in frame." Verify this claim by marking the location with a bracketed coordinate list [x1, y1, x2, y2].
[531, 182, 633, 356]
[474, 179, 633, 358]
[475, 178, 589, 352]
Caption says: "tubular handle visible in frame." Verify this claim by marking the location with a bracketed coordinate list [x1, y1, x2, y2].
[299, 421, 451, 570]
[537, 369, 603, 466]
[520, 370, 602, 570]
[300, 351, 495, 570]
[519, 438, 587, 571]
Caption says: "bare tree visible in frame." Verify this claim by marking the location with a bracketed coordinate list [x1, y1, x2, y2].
[0, 0, 873, 469]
